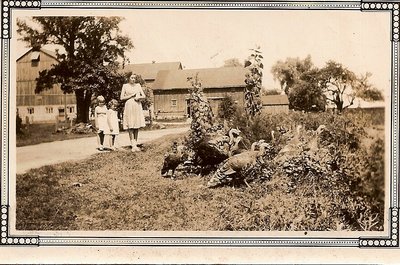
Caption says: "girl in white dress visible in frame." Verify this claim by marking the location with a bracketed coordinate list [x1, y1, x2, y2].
[105, 99, 120, 150]
[94, 95, 108, 151]
[120, 73, 146, 152]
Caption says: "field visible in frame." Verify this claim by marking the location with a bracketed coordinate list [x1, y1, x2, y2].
[16, 108, 385, 231]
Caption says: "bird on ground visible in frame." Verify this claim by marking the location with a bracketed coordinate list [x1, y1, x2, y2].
[194, 128, 242, 172]
[207, 141, 270, 188]
[304, 125, 326, 152]
[273, 124, 303, 163]
[161, 142, 189, 178]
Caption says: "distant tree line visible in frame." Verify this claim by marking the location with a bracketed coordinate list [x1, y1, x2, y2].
[271, 55, 383, 112]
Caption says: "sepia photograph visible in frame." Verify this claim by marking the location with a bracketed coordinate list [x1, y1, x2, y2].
[2, 0, 400, 263]
[11, 8, 390, 234]
[1, 3, 399, 260]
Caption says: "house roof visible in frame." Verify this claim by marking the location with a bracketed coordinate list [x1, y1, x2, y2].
[17, 48, 58, 62]
[262, 95, 289, 105]
[152, 67, 249, 90]
[121, 62, 183, 80]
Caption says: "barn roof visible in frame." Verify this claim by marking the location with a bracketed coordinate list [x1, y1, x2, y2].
[262, 94, 289, 105]
[152, 67, 248, 90]
[17, 48, 58, 62]
[121, 62, 183, 80]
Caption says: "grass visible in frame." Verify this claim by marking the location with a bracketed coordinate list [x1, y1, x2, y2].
[17, 134, 229, 230]
[16, 122, 188, 147]
[16, 110, 385, 231]
[16, 123, 96, 147]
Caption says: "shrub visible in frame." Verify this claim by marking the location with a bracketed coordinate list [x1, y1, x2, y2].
[16, 112, 23, 135]
[217, 96, 238, 121]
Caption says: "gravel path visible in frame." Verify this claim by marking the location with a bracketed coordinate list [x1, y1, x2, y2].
[16, 126, 189, 174]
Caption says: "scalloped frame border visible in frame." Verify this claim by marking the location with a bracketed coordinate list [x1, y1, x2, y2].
[0, 0, 398, 248]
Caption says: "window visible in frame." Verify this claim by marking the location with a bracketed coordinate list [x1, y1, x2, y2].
[46, 107, 53, 114]
[30, 51, 40, 67]
[58, 108, 65, 115]
[68, 106, 75, 113]
[171, 99, 177, 107]
[27, 107, 34, 114]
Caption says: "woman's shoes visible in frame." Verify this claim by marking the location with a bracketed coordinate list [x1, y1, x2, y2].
[131, 146, 140, 152]
[131, 140, 141, 152]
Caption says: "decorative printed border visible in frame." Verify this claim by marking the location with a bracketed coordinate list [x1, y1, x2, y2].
[0, 0, 399, 248]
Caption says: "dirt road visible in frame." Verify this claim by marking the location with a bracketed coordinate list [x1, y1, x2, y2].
[16, 126, 189, 174]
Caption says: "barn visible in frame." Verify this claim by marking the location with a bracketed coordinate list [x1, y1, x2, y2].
[261, 94, 290, 114]
[16, 48, 76, 123]
[121, 62, 183, 88]
[152, 67, 248, 119]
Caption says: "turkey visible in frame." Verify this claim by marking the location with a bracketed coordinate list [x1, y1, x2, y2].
[273, 124, 303, 164]
[194, 128, 242, 174]
[207, 141, 270, 188]
[303, 125, 326, 152]
[161, 142, 189, 178]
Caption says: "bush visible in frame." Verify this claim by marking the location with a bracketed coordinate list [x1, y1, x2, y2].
[16, 112, 23, 135]
[217, 96, 238, 121]
[216, 108, 385, 231]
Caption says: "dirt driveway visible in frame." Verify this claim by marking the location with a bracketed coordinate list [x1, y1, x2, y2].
[16, 126, 189, 174]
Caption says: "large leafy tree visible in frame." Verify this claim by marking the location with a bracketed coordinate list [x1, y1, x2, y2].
[271, 55, 314, 95]
[17, 17, 133, 122]
[271, 56, 325, 111]
[319, 61, 383, 112]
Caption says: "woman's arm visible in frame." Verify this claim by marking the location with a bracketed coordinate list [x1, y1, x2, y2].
[136, 84, 146, 100]
[120, 84, 133, 101]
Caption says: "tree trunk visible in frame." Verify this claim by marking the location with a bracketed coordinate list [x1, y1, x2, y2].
[336, 101, 344, 113]
[75, 89, 92, 123]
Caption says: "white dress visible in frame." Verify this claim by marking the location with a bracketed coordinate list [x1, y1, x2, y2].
[121, 83, 146, 129]
[95, 105, 108, 132]
[104, 109, 120, 135]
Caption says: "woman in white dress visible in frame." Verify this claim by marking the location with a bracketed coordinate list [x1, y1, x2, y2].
[120, 73, 146, 151]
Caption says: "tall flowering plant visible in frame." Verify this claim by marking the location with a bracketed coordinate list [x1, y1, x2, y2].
[187, 74, 214, 146]
[244, 47, 263, 119]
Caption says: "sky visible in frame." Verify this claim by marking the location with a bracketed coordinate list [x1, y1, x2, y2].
[14, 9, 391, 99]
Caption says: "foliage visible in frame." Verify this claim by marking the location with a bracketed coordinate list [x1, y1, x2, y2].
[222, 58, 244, 67]
[17, 17, 133, 123]
[244, 47, 263, 119]
[16, 108, 385, 231]
[16, 123, 96, 147]
[271, 57, 383, 113]
[16, 112, 23, 135]
[217, 95, 238, 121]
[262, 89, 281, 96]
[319, 61, 383, 112]
[187, 74, 214, 147]
[271, 56, 325, 111]
[271, 55, 314, 95]
[288, 71, 326, 112]
[220, 108, 384, 230]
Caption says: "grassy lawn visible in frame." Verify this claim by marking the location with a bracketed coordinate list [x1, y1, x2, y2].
[16, 123, 96, 147]
[17, 133, 232, 230]
[16, 115, 385, 231]
[16, 122, 187, 147]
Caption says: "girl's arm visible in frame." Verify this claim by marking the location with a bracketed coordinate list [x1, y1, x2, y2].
[94, 107, 99, 129]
